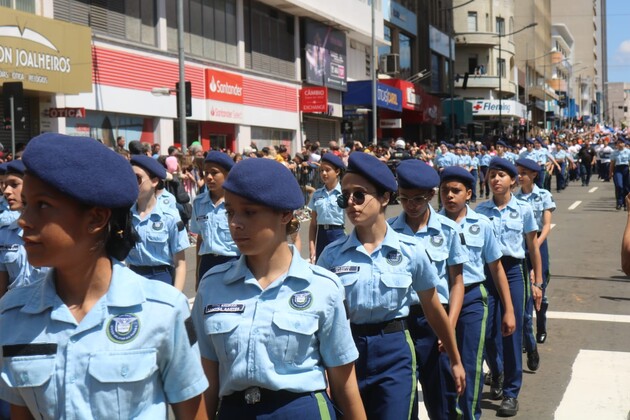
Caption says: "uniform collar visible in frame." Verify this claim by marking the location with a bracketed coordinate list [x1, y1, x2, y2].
[339, 225, 401, 255]
[131, 201, 164, 221]
[198, 191, 225, 208]
[438, 204, 479, 223]
[223, 245, 312, 286]
[390, 206, 441, 235]
[21, 260, 146, 316]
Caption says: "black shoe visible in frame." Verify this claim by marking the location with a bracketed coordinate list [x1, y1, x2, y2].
[527, 348, 540, 371]
[617, 205, 622, 210]
[537, 332, 547, 344]
[497, 397, 519, 417]
[490, 372, 504, 400]
[484, 371, 492, 386]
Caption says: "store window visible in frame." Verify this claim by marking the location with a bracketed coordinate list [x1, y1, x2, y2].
[0, 0, 34, 12]
[244, 0, 295, 78]
[54, 0, 156, 46]
[399, 33, 412, 80]
[65, 112, 153, 148]
[166, 0, 237, 65]
[250, 126, 294, 149]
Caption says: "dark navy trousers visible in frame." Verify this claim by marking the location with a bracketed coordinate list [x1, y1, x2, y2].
[485, 257, 526, 399]
[315, 226, 346, 259]
[218, 391, 336, 420]
[613, 165, 629, 207]
[354, 329, 416, 420]
[524, 238, 550, 352]
[456, 283, 488, 420]
[410, 311, 461, 420]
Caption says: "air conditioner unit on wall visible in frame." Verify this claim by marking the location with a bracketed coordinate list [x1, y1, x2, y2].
[380, 54, 399, 75]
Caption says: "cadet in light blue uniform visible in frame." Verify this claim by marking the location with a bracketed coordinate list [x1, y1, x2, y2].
[192, 158, 366, 420]
[318, 152, 465, 420]
[439, 166, 516, 420]
[126, 156, 190, 289]
[475, 157, 543, 417]
[0, 163, 20, 229]
[0, 160, 38, 295]
[469, 147, 480, 202]
[436, 143, 457, 172]
[515, 158, 555, 363]
[307, 153, 346, 262]
[190, 151, 238, 287]
[479, 146, 492, 199]
[0, 133, 207, 419]
[387, 159, 468, 420]
[609, 138, 630, 210]
[552, 142, 569, 192]
[519, 139, 537, 161]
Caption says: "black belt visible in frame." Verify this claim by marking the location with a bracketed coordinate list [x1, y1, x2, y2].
[500, 256, 524, 266]
[222, 388, 321, 406]
[318, 224, 344, 230]
[128, 265, 172, 275]
[615, 164, 629, 168]
[409, 303, 449, 318]
[464, 282, 481, 293]
[351, 318, 407, 336]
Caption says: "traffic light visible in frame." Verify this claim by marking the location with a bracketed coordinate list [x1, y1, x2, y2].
[176, 81, 192, 117]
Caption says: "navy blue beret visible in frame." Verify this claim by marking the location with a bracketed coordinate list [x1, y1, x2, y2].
[0, 163, 7, 175]
[515, 158, 541, 173]
[488, 157, 518, 178]
[347, 152, 397, 192]
[205, 151, 234, 171]
[22, 133, 138, 208]
[496, 140, 508, 148]
[481, 145, 488, 151]
[440, 166, 475, 189]
[6, 160, 25, 175]
[131, 155, 166, 180]
[321, 153, 346, 170]
[525, 138, 535, 145]
[223, 158, 304, 211]
[454, 145, 462, 150]
[396, 159, 439, 190]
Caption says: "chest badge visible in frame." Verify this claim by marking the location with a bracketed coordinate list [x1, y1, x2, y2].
[162, 198, 170, 205]
[509, 211, 519, 219]
[107, 314, 140, 344]
[469, 224, 480, 235]
[152, 221, 164, 230]
[430, 235, 444, 247]
[386, 250, 403, 265]
[289, 291, 313, 310]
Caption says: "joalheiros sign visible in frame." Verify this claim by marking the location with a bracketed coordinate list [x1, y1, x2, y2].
[0, 7, 92, 94]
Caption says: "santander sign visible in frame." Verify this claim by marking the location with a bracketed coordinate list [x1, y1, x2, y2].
[205, 69, 244, 104]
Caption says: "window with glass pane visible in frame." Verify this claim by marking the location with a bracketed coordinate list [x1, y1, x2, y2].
[467, 12, 477, 32]
[399, 33, 412, 80]
[496, 17, 505, 35]
[497, 58, 506, 78]
[378, 25, 392, 60]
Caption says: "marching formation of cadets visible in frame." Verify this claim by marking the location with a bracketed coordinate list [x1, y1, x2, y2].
[0, 129, 624, 419]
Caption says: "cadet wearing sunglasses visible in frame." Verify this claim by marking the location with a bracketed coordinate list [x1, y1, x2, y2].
[318, 152, 465, 420]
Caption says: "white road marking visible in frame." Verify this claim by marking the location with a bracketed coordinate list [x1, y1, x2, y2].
[588, 187, 598, 193]
[550, 224, 556, 230]
[545, 311, 630, 324]
[555, 350, 630, 419]
[568, 201, 582, 210]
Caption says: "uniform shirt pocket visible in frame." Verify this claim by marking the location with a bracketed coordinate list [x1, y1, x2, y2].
[218, 219, 232, 242]
[379, 272, 413, 310]
[425, 246, 449, 264]
[1, 354, 56, 416]
[462, 234, 484, 264]
[203, 313, 241, 362]
[87, 349, 157, 420]
[268, 312, 319, 367]
[504, 220, 523, 242]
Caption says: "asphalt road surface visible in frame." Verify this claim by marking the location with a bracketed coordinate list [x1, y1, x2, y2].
[181, 176, 630, 419]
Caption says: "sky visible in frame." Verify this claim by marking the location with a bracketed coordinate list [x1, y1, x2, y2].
[607, 0, 630, 82]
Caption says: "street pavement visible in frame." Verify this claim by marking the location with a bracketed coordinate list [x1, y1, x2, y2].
[181, 176, 630, 419]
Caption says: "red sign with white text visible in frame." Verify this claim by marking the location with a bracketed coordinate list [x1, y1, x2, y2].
[300, 87, 328, 113]
[47, 108, 86, 118]
[205, 69, 244, 104]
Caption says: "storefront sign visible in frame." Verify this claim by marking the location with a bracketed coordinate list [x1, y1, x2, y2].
[0, 7, 92, 94]
[300, 87, 328, 113]
[304, 19, 347, 91]
[380, 118, 402, 128]
[469, 100, 527, 118]
[46, 107, 85, 118]
[429, 25, 454, 59]
[382, 0, 417, 36]
[343, 81, 402, 112]
[205, 69, 244, 104]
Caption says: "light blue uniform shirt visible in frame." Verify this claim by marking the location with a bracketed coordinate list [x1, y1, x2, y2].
[439, 206, 502, 285]
[0, 205, 19, 229]
[0, 262, 208, 419]
[192, 246, 358, 397]
[190, 193, 238, 256]
[388, 206, 469, 303]
[308, 182, 345, 226]
[458, 154, 471, 168]
[553, 150, 568, 162]
[470, 156, 480, 170]
[317, 226, 440, 323]
[0, 221, 33, 289]
[515, 185, 556, 232]
[156, 189, 177, 210]
[126, 203, 190, 267]
[475, 194, 538, 259]
[519, 149, 538, 161]
[535, 148, 551, 164]
[479, 154, 492, 167]
[436, 152, 457, 169]
[611, 148, 630, 166]
[504, 152, 518, 163]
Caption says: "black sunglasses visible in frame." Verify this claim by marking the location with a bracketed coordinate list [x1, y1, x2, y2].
[337, 191, 377, 208]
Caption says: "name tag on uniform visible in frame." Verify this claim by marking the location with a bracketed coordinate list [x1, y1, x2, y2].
[204, 303, 245, 314]
[0, 245, 19, 252]
[197, 215, 208, 221]
[331, 266, 360, 274]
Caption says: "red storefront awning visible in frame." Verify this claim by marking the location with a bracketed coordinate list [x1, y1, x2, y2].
[379, 79, 442, 125]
